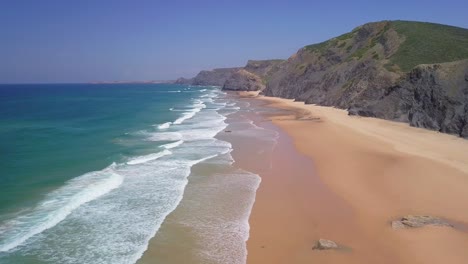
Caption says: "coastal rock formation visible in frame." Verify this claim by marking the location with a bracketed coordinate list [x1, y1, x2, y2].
[244, 59, 284, 79]
[347, 59, 468, 136]
[222, 69, 265, 91]
[175, 21, 468, 138]
[312, 239, 339, 250]
[174, 77, 192, 85]
[222, 60, 284, 91]
[191, 68, 241, 86]
[174, 67, 241, 86]
[391, 215, 453, 229]
[262, 21, 468, 138]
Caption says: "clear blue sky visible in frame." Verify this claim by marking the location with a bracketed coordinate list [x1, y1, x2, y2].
[1, 0, 467, 83]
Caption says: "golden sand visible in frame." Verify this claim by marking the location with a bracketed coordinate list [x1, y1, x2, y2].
[246, 95, 468, 264]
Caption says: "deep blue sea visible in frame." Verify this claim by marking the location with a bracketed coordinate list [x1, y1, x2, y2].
[0, 83, 262, 264]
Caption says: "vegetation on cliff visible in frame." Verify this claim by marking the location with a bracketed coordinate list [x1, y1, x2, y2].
[176, 20, 468, 138]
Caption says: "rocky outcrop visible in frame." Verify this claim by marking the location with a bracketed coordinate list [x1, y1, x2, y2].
[222, 59, 284, 91]
[191, 67, 241, 86]
[347, 59, 468, 136]
[174, 77, 192, 85]
[312, 239, 339, 250]
[223, 69, 265, 91]
[406, 61, 468, 136]
[391, 215, 453, 229]
[262, 21, 468, 138]
[174, 21, 468, 138]
[264, 22, 403, 106]
[244, 59, 284, 79]
[173, 67, 241, 86]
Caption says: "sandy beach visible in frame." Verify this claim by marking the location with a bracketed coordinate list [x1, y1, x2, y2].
[244, 93, 468, 264]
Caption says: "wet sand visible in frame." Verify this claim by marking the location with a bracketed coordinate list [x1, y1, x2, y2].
[245, 93, 468, 264]
[139, 96, 282, 264]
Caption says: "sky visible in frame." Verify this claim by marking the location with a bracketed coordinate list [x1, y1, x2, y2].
[1, 0, 467, 83]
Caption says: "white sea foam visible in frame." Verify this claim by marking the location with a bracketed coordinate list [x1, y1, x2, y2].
[0, 164, 123, 252]
[195, 170, 261, 264]
[127, 149, 172, 165]
[173, 100, 206, 125]
[173, 110, 198, 125]
[161, 140, 184, 149]
[147, 132, 182, 142]
[0, 88, 252, 263]
[157, 122, 171, 129]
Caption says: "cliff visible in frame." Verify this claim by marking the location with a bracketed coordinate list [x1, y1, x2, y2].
[222, 69, 266, 91]
[222, 59, 284, 91]
[174, 67, 241, 86]
[173, 20, 468, 138]
[262, 21, 468, 137]
[174, 60, 284, 90]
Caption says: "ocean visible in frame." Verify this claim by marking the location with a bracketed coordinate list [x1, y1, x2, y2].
[0, 84, 268, 264]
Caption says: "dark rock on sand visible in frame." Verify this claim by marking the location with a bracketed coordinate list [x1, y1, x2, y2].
[348, 107, 377, 117]
[312, 239, 339, 250]
[391, 215, 453, 229]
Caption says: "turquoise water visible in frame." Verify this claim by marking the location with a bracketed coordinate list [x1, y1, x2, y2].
[0, 83, 255, 263]
[0, 84, 186, 216]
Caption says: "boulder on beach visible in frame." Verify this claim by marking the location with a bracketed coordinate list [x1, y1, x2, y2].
[391, 215, 453, 229]
[313, 239, 339, 250]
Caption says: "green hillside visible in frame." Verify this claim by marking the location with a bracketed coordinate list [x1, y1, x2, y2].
[303, 20, 468, 73]
[390, 21, 468, 71]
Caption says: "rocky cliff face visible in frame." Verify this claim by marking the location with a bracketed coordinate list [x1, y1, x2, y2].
[222, 59, 284, 91]
[348, 59, 468, 136]
[262, 21, 468, 138]
[223, 69, 266, 91]
[174, 77, 192, 85]
[174, 20, 468, 138]
[244, 60, 284, 79]
[191, 68, 242, 86]
[264, 22, 403, 104]
[174, 67, 241, 86]
[405, 60, 468, 136]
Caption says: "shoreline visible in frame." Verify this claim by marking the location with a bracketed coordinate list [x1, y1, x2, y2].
[243, 92, 468, 263]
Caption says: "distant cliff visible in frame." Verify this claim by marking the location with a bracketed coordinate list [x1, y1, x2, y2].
[174, 20, 468, 138]
[174, 67, 241, 86]
[262, 21, 468, 137]
[223, 69, 266, 91]
[222, 60, 284, 91]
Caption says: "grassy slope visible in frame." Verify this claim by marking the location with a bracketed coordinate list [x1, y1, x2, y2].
[303, 20, 468, 72]
[390, 21, 468, 72]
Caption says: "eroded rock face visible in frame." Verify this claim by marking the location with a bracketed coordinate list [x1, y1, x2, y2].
[312, 239, 339, 250]
[175, 21, 468, 138]
[262, 21, 468, 138]
[391, 215, 453, 229]
[264, 21, 403, 108]
[174, 77, 192, 85]
[221, 60, 285, 91]
[191, 68, 242, 86]
[405, 60, 468, 136]
[244, 59, 284, 78]
[222, 69, 265, 91]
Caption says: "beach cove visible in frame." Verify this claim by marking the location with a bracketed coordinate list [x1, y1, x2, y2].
[238, 92, 468, 264]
